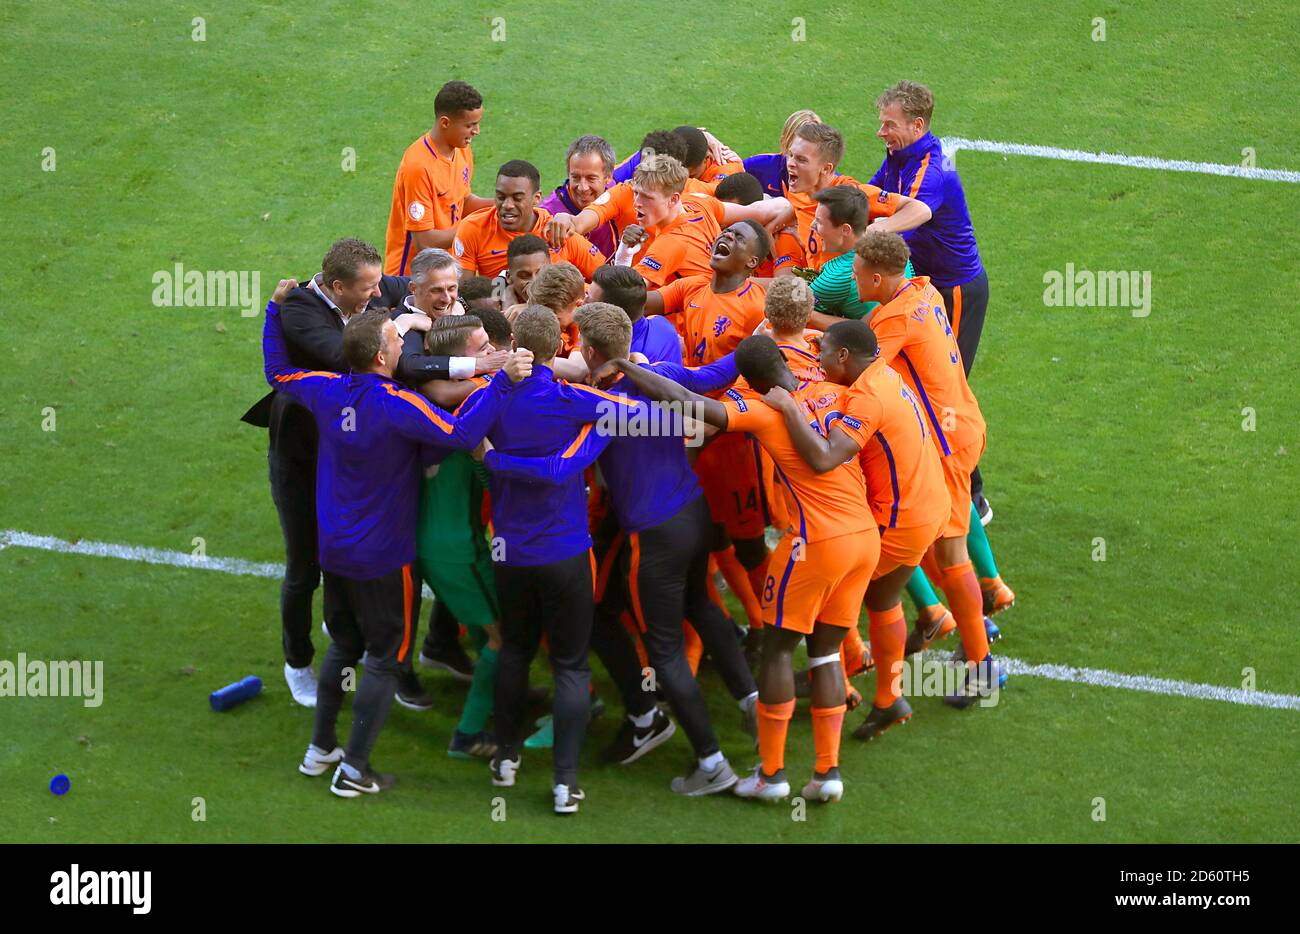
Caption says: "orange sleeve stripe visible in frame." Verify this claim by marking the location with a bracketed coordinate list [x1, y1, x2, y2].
[384, 384, 454, 433]
[570, 383, 641, 406]
[275, 370, 341, 383]
[908, 153, 931, 199]
[561, 422, 594, 458]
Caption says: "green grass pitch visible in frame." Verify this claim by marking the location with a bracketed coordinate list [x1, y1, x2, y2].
[2, 0, 1297, 842]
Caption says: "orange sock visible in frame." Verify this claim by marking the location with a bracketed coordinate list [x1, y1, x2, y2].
[939, 560, 989, 662]
[811, 704, 847, 772]
[683, 621, 703, 675]
[744, 551, 771, 629]
[756, 699, 795, 775]
[715, 546, 763, 627]
[867, 604, 907, 708]
[841, 624, 869, 675]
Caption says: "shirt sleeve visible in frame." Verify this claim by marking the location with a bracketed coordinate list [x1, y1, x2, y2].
[870, 304, 910, 368]
[636, 236, 684, 289]
[903, 151, 945, 212]
[262, 301, 338, 414]
[396, 159, 441, 234]
[718, 386, 770, 434]
[648, 354, 738, 395]
[448, 357, 476, 380]
[483, 422, 611, 487]
[453, 219, 479, 275]
[586, 184, 630, 226]
[830, 388, 882, 450]
[655, 278, 689, 316]
[385, 368, 509, 449]
[863, 184, 903, 221]
[770, 230, 803, 274]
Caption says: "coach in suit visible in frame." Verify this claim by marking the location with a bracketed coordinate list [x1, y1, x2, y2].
[242, 238, 487, 708]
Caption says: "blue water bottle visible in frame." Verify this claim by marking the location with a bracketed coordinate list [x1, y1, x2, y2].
[210, 675, 263, 711]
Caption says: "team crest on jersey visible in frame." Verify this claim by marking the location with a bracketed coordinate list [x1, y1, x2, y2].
[595, 191, 610, 205]
[409, 201, 426, 221]
[463, 167, 470, 184]
[724, 388, 747, 412]
[877, 190, 889, 203]
[642, 257, 662, 271]
[712, 316, 731, 337]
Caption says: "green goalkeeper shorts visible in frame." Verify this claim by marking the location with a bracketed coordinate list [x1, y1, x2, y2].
[417, 551, 499, 631]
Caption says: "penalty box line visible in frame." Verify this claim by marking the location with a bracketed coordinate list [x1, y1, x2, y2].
[5, 528, 1298, 712]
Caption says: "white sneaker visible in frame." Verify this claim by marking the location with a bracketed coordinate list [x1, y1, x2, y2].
[553, 783, 585, 814]
[298, 743, 343, 776]
[733, 765, 790, 801]
[284, 663, 318, 708]
[491, 755, 520, 787]
[801, 769, 844, 803]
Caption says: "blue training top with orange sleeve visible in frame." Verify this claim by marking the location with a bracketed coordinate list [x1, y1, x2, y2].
[482, 364, 647, 566]
[262, 301, 509, 580]
[484, 356, 738, 533]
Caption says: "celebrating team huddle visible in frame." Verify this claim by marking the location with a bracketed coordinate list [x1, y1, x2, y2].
[246, 77, 1018, 815]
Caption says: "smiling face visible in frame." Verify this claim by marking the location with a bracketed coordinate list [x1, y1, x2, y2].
[507, 251, 547, 295]
[812, 203, 855, 255]
[785, 135, 834, 194]
[631, 184, 678, 229]
[330, 263, 383, 316]
[465, 326, 493, 358]
[710, 222, 760, 276]
[410, 264, 459, 316]
[876, 102, 925, 153]
[496, 174, 540, 232]
[567, 149, 611, 211]
[439, 107, 483, 149]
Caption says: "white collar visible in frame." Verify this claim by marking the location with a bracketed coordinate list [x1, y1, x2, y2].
[310, 274, 345, 319]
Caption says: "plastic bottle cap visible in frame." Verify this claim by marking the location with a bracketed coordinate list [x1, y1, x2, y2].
[50, 775, 71, 795]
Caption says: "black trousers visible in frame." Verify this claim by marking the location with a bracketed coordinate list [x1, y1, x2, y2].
[937, 268, 990, 503]
[598, 495, 758, 758]
[313, 564, 414, 771]
[494, 551, 594, 787]
[268, 444, 318, 669]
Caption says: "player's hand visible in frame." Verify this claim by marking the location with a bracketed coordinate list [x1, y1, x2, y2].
[474, 349, 510, 375]
[621, 224, 648, 248]
[546, 213, 577, 248]
[761, 385, 796, 413]
[272, 278, 298, 304]
[471, 437, 493, 462]
[503, 303, 527, 324]
[394, 311, 432, 334]
[627, 352, 649, 364]
[503, 349, 534, 383]
[589, 359, 621, 386]
[700, 129, 739, 167]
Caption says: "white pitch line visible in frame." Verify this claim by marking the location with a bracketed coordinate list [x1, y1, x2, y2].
[0, 529, 435, 598]
[6, 528, 1297, 711]
[941, 136, 1300, 183]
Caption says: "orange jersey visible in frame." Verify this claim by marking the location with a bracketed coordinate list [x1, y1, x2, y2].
[657, 275, 765, 369]
[559, 320, 581, 356]
[454, 206, 606, 280]
[863, 276, 985, 457]
[699, 156, 744, 184]
[385, 134, 475, 275]
[773, 335, 824, 382]
[835, 364, 947, 531]
[721, 380, 872, 543]
[634, 197, 726, 288]
[790, 174, 902, 272]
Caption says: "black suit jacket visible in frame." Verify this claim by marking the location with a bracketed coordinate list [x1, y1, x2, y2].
[241, 274, 454, 460]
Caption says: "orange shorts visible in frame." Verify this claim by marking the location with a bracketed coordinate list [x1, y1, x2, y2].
[761, 528, 880, 634]
[874, 512, 945, 579]
[695, 431, 766, 540]
[940, 437, 985, 539]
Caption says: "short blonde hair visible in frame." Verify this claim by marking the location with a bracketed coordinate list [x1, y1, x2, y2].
[632, 154, 688, 197]
[575, 302, 633, 360]
[853, 229, 911, 275]
[764, 276, 813, 332]
[779, 109, 822, 155]
[526, 261, 585, 313]
[876, 81, 935, 128]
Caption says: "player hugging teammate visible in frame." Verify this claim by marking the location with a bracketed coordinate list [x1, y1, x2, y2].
[247, 79, 1017, 815]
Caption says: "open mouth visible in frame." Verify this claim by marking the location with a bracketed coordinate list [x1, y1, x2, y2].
[712, 236, 734, 259]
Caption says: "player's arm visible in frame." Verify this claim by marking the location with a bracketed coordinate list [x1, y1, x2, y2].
[262, 290, 337, 413]
[483, 422, 611, 487]
[868, 190, 931, 233]
[609, 359, 728, 428]
[552, 352, 590, 383]
[719, 196, 791, 228]
[409, 227, 457, 251]
[759, 386, 862, 473]
[464, 193, 494, 214]
[418, 376, 479, 410]
[386, 353, 531, 449]
[645, 353, 738, 395]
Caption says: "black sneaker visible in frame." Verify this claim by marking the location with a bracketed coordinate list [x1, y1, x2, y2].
[396, 671, 435, 711]
[418, 644, 475, 683]
[944, 655, 1005, 709]
[852, 696, 914, 741]
[603, 709, 676, 765]
[330, 765, 397, 798]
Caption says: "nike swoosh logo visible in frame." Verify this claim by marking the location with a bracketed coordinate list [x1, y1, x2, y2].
[632, 731, 656, 748]
[345, 778, 379, 793]
[490, 249, 506, 255]
[436, 190, 448, 197]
